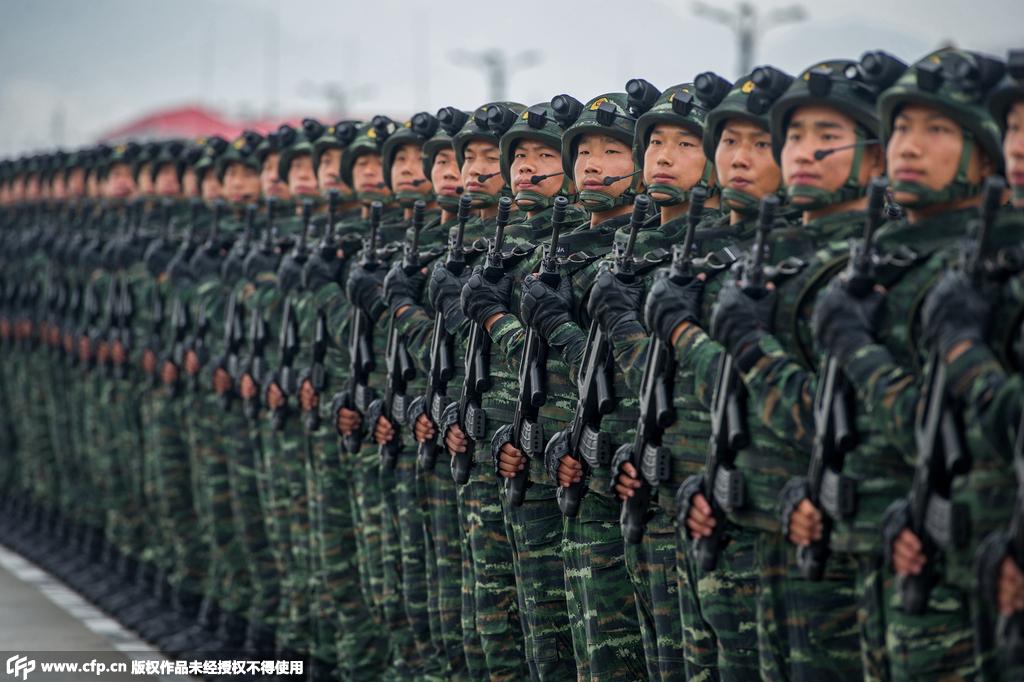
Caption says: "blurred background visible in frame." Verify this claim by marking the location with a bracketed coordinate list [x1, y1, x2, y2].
[1, 0, 1021, 156]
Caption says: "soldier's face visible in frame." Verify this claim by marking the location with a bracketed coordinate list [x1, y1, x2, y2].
[50, 174, 66, 201]
[154, 164, 181, 197]
[223, 162, 261, 205]
[182, 168, 199, 198]
[644, 124, 706, 198]
[887, 104, 991, 201]
[353, 153, 389, 196]
[261, 153, 290, 200]
[200, 171, 222, 203]
[714, 119, 781, 201]
[104, 162, 136, 200]
[316, 148, 346, 193]
[0, 183, 8, 205]
[66, 168, 86, 199]
[431, 148, 461, 200]
[24, 175, 40, 201]
[136, 163, 153, 195]
[391, 143, 431, 195]
[85, 172, 99, 198]
[1005, 102, 1024, 203]
[574, 133, 635, 199]
[511, 139, 564, 198]
[782, 105, 882, 203]
[288, 153, 319, 198]
[462, 140, 503, 197]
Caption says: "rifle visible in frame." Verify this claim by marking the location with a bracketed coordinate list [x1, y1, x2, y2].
[452, 197, 513, 485]
[269, 201, 311, 430]
[558, 195, 650, 517]
[111, 276, 135, 381]
[691, 194, 777, 571]
[620, 187, 707, 543]
[215, 291, 245, 411]
[336, 201, 383, 453]
[414, 194, 473, 471]
[379, 200, 427, 470]
[143, 287, 165, 388]
[303, 307, 329, 432]
[897, 176, 1003, 614]
[166, 295, 190, 398]
[796, 177, 886, 580]
[506, 196, 570, 506]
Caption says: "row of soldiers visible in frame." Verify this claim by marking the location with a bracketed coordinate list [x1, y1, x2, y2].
[1, 45, 1024, 682]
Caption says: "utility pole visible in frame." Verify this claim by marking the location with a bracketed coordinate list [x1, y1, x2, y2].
[449, 48, 542, 102]
[692, 1, 807, 76]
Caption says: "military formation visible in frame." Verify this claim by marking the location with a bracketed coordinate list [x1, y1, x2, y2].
[1, 45, 1024, 682]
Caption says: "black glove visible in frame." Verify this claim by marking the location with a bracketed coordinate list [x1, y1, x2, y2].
[383, 262, 426, 311]
[644, 271, 704, 345]
[521, 272, 574, 341]
[921, 271, 990, 356]
[586, 264, 644, 334]
[711, 280, 776, 357]
[428, 264, 467, 325]
[461, 265, 513, 326]
[346, 263, 387, 321]
[812, 276, 885, 364]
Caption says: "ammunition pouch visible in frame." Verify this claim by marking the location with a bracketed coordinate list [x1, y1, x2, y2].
[675, 475, 705, 528]
[462, 401, 487, 442]
[881, 499, 911, 570]
[578, 424, 612, 468]
[491, 424, 514, 476]
[820, 469, 858, 521]
[640, 442, 671, 487]
[544, 428, 571, 486]
[778, 476, 811, 532]
[711, 464, 745, 513]
[518, 418, 545, 458]
[923, 493, 970, 551]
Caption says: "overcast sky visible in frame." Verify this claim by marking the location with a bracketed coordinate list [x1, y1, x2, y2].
[1, 0, 1021, 156]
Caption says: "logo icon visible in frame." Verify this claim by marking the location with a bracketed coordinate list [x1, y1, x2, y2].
[6, 655, 35, 680]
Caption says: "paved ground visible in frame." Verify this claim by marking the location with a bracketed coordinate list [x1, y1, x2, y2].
[0, 546, 191, 681]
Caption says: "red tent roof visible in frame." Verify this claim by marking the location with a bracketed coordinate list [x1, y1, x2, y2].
[100, 105, 247, 143]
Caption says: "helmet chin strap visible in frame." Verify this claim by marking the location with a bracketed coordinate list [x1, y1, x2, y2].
[394, 190, 435, 208]
[648, 161, 718, 207]
[892, 131, 981, 208]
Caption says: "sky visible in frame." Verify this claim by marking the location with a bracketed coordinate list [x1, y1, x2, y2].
[1, 0, 1021, 156]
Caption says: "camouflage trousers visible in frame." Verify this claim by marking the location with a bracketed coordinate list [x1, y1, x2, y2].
[138, 389, 171, 573]
[308, 428, 388, 679]
[347, 442, 386, 622]
[377, 448, 419, 675]
[21, 351, 59, 518]
[221, 403, 279, 634]
[503, 480, 575, 680]
[44, 359, 77, 522]
[457, 468, 527, 681]
[104, 378, 147, 559]
[625, 503, 687, 682]
[883, 572, 978, 680]
[151, 391, 206, 597]
[420, 457, 468, 679]
[564, 490, 647, 681]
[382, 446, 442, 676]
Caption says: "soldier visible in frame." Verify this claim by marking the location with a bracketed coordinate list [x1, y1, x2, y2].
[811, 48, 1006, 680]
[516, 91, 652, 679]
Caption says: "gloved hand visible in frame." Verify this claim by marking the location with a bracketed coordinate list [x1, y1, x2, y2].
[812, 276, 885, 364]
[461, 265, 513, 326]
[346, 263, 387, 321]
[921, 270, 990, 356]
[644, 270, 704, 344]
[587, 263, 644, 335]
[520, 272, 574, 341]
[383, 262, 426, 311]
[711, 280, 776, 357]
[428, 264, 469, 325]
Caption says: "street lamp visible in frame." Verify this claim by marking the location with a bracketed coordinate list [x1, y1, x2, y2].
[449, 48, 543, 102]
[692, 1, 807, 76]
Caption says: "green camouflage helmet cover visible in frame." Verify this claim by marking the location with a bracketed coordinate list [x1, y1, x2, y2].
[132, 141, 160, 181]
[311, 119, 361, 173]
[99, 141, 141, 180]
[634, 76, 732, 205]
[452, 101, 525, 207]
[194, 135, 229, 182]
[382, 113, 438, 205]
[499, 100, 577, 210]
[987, 50, 1024, 134]
[149, 139, 188, 183]
[771, 52, 907, 209]
[340, 115, 398, 202]
[703, 67, 793, 214]
[216, 131, 264, 181]
[878, 47, 1005, 206]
